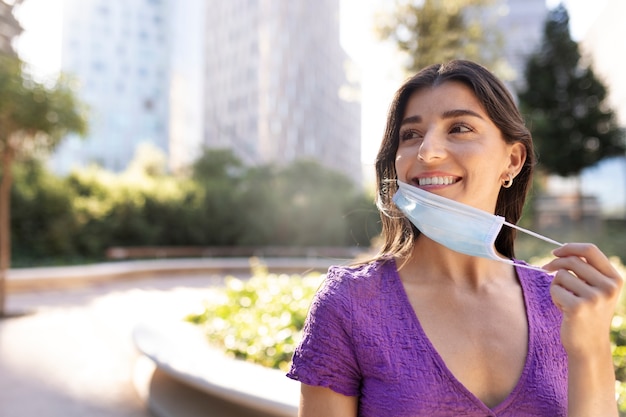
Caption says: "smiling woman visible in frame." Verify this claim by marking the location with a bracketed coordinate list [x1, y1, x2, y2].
[286, 60, 623, 417]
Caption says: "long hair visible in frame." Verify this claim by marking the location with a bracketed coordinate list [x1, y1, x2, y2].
[374, 60, 535, 260]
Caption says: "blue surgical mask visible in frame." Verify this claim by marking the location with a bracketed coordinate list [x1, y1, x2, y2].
[392, 180, 562, 272]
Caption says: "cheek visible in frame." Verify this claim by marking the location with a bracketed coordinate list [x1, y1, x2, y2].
[394, 151, 410, 177]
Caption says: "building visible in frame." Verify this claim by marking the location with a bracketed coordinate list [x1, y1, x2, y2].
[581, 0, 626, 125]
[203, 0, 362, 185]
[580, 0, 626, 217]
[50, 0, 204, 174]
[0, 0, 22, 55]
[495, 0, 547, 92]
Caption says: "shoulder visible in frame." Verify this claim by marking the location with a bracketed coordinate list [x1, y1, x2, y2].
[324, 257, 396, 295]
[310, 257, 397, 314]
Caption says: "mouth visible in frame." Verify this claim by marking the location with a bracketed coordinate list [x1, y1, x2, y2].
[415, 176, 459, 186]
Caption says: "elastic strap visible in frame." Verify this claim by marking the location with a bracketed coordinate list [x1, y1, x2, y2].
[504, 221, 563, 247]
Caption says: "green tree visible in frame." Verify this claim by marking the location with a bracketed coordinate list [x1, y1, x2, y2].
[518, 5, 624, 208]
[0, 54, 86, 316]
[190, 148, 246, 245]
[11, 158, 80, 263]
[376, 0, 504, 74]
[271, 159, 362, 246]
[236, 164, 282, 245]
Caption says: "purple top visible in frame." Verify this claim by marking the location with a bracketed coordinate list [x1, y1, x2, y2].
[287, 258, 567, 416]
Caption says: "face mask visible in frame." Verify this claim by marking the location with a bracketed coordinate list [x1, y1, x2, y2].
[392, 180, 562, 272]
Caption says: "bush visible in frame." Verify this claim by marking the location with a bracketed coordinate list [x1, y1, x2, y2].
[185, 258, 323, 372]
[609, 256, 626, 415]
[11, 150, 381, 265]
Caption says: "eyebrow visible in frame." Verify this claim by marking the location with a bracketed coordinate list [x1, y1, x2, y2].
[400, 109, 485, 126]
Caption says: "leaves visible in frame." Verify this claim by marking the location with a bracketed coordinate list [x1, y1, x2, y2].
[0, 53, 86, 314]
[185, 262, 324, 371]
[376, 0, 503, 74]
[0, 54, 86, 155]
[518, 4, 625, 178]
[11, 149, 381, 264]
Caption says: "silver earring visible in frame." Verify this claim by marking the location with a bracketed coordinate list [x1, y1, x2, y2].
[502, 173, 513, 189]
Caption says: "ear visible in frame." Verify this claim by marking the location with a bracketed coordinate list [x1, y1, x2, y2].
[507, 142, 526, 177]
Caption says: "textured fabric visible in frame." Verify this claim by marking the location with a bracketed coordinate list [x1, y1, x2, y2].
[287, 258, 567, 417]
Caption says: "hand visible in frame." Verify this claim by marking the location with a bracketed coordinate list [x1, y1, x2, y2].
[542, 243, 623, 357]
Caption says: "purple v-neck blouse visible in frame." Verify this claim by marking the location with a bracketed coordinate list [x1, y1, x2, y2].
[287, 258, 567, 416]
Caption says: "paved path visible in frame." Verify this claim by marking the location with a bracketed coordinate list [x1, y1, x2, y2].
[0, 272, 242, 417]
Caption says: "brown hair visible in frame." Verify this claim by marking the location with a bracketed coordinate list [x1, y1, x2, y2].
[374, 60, 535, 260]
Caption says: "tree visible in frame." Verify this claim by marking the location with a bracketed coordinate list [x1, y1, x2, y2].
[518, 4, 624, 209]
[0, 54, 86, 316]
[376, 0, 504, 74]
[189, 148, 246, 245]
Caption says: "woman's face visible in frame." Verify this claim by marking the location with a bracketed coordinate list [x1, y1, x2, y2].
[394, 81, 525, 213]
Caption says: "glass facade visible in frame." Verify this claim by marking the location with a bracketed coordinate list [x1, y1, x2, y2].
[203, 0, 362, 184]
[51, 0, 204, 174]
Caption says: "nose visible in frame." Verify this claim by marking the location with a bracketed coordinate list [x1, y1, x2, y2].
[417, 131, 446, 161]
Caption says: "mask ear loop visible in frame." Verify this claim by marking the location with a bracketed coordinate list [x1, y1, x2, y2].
[505, 260, 553, 273]
[502, 221, 564, 273]
[503, 221, 563, 247]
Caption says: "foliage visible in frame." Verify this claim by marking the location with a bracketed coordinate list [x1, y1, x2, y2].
[191, 147, 246, 245]
[185, 259, 324, 371]
[0, 54, 87, 159]
[376, 0, 505, 74]
[518, 4, 625, 178]
[62, 162, 201, 257]
[606, 259, 626, 414]
[0, 53, 86, 314]
[11, 158, 81, 261]
[10, 149, 381, 265]
[211, 155, 381, 247]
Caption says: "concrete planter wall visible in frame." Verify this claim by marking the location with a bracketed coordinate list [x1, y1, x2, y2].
[133, 321, 299, 417]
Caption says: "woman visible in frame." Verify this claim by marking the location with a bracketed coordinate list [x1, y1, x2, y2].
[287, 60, 623, 416]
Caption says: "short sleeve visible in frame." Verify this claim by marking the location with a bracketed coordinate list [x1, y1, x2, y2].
[286, 267, 361, 396]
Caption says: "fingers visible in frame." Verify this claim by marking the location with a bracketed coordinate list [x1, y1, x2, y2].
[545, 243, 623, 361]
[549, 277, 581, 311]
[549, 267, 613, 313]
[544, 243, 620, 281]
[543, 242, 623, 312]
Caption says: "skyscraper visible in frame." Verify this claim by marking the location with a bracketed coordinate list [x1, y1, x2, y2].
[582, 0, 626, 125]
[496, 0, 547, 92]
[50, 0, 204, 174]
[203, 0, 362, 184]
[0, 0, 22, 55]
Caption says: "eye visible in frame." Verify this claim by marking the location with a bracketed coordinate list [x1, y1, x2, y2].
[400, 129, 422, 142]
[449, 123, 473, 134]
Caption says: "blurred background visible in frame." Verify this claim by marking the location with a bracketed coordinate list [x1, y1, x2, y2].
[2, 0, 626, 416]
[2, 0, 626, 268]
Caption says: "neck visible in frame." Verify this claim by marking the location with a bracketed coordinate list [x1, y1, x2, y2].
[397, 236, 515, 289]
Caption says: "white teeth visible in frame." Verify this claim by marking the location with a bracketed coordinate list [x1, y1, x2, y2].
[418, 176, 455, 186]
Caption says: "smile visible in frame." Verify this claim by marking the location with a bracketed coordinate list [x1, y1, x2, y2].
[417, 176, 457, 186]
